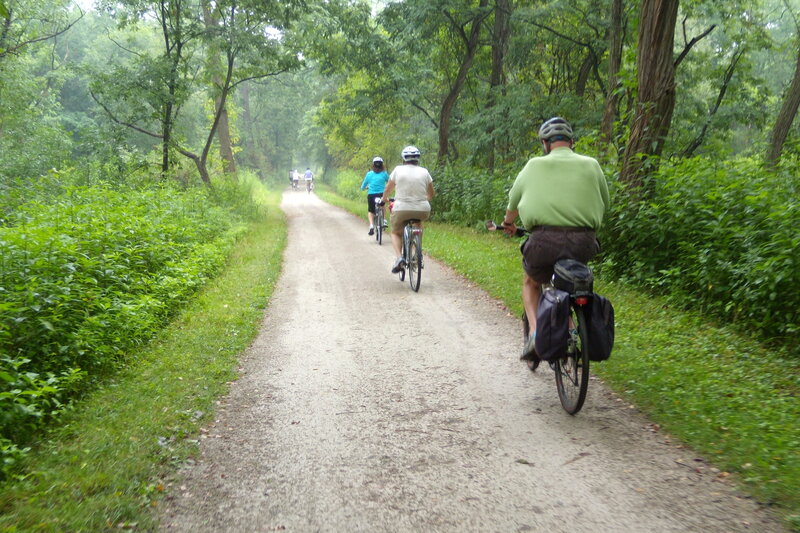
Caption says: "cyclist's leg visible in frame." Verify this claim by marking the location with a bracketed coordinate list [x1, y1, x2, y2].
[367, 193, 380, 231]
[390, 211, 407, 258]
[522, 273, 541, 332]
[520, 230, 561, 333]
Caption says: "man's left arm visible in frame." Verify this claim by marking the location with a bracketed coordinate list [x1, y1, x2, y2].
[596, 162, 610, 211]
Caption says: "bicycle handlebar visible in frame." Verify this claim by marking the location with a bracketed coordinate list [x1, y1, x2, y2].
[485, 220, 528, 238]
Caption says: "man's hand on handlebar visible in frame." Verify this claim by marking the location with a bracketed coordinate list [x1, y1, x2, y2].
[501, 220, 518, 236]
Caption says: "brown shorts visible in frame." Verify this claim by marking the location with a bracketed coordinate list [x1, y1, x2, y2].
[521, 228, 600, 283]
[391, 209, 430, 232]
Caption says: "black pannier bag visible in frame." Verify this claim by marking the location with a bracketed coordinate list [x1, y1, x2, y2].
[587, 294, 615, 361]
[552, 258, 594, 294]
[534, 288, 570, 361]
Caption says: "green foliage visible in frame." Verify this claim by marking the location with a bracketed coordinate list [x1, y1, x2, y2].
[0, 183, 286, 530]
[600, 155, 800, 348]
[0, 171, 258, 470]
[329, 168, 365, 201]
[431, 162, 514, 225]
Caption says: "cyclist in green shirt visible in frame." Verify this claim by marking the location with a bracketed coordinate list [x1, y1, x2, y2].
[502, 117, 609, 370]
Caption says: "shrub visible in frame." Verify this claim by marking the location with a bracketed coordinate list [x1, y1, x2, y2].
[0, 173, 256, 466]
[430, 162, 516, 226]
[599, 156, 800, 347]
[331, 168, 365, 201]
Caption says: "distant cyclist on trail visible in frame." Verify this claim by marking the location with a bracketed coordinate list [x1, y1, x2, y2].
[381, 146, 435, 274]
[360, 156, 390, 235]
[304, 167, 314, 193]
[501, 117, 609, 370]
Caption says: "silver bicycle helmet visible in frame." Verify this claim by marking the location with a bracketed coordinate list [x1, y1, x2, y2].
[538, 117, 574, 142]
[401, 145, 421, 162]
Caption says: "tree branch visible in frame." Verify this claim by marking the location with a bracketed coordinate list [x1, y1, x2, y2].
[442, 9, 469, 46]
[517, 15, 592, 49]
[230, 67, 291, 90]
[674, 24, 716, 69]
[0, 8, 84, 58]
[90, 90, 199, 161]
[410, 100, 439, 129]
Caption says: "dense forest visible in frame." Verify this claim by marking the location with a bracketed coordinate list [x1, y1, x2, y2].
[1, 0, 798, 487]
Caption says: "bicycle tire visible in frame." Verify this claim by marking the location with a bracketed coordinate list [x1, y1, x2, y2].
[375, 209, 383, 245]
[554, 305, 590, 415]
[399, 225, 410, 281]
[408, 233, 422, 291]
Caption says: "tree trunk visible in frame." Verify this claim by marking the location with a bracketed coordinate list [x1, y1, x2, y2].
[487, 0, 511, 172]
[202, 1, 236, 174]
[239, 83, 269, 176]
[575, 52, 593, 97]
[437, 0, 490, 165]
[621, 0, 679, 189]
[162, 102, 172, 174]
[766, 43, 800, 167]
[600, 0, 623, 146]
[215, 97, 236, 173]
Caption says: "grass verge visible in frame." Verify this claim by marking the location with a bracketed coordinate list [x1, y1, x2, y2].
[0, 185, 286, 532]
[318, 187, 800, 530]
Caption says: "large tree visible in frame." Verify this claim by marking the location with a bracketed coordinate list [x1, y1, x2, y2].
[600, 0, 623, 147]
[92, 0, 302, 185]
[766, 42, 800, 166]
[620, 0, 680, 188]
[92, 0, 200, 175]
[621, 0, 715, 187]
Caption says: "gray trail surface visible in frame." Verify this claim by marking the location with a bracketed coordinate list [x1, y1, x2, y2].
[160, 191, 783, 532]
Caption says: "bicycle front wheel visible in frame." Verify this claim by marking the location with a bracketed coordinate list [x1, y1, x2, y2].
[554, 305, 590, 415]
[408, 233, 422, 292]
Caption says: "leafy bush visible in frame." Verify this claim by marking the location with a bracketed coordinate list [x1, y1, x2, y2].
[0, 173, 256, 467]
[331, 168, 365, 201]
[600, 156, 800, 347]
[431, 162, 515, 225]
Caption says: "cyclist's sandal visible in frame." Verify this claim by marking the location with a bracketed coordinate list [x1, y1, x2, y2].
[521, 332, 540, 371]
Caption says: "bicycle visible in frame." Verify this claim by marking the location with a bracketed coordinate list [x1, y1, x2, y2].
[400, 219, 423, 291]
[373, 197, 386, 245]
[486, 220, 592, 415]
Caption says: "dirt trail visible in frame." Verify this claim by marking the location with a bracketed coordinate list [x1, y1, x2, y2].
[159, 191, 784, 532]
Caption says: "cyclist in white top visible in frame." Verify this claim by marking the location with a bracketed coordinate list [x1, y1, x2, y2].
[380, 146, 435, 273]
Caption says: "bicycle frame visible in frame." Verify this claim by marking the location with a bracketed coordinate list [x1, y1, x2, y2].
[400, 220, 423, 291]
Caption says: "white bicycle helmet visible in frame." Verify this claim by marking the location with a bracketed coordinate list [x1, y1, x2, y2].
[372, 156, 384, 165]
[538, 117, 574, 142]
[401, 145, 421, 162]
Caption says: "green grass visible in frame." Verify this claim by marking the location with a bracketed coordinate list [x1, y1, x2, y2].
[0, 184, 286, 532]
[318, 187, 800, 529]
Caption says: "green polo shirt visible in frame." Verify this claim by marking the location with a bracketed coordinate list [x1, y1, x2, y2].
[507, 147, 609, 230]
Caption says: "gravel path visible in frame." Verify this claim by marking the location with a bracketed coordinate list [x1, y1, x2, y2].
[159, 191, 784, 532]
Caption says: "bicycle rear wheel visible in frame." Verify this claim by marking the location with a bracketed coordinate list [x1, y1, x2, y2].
[408, 233, 422, 292]
[375, 209, 383, 244]
[554, 305, 590, 415]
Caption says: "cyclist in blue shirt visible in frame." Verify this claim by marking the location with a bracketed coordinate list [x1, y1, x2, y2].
[360, 156, 390, 235]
